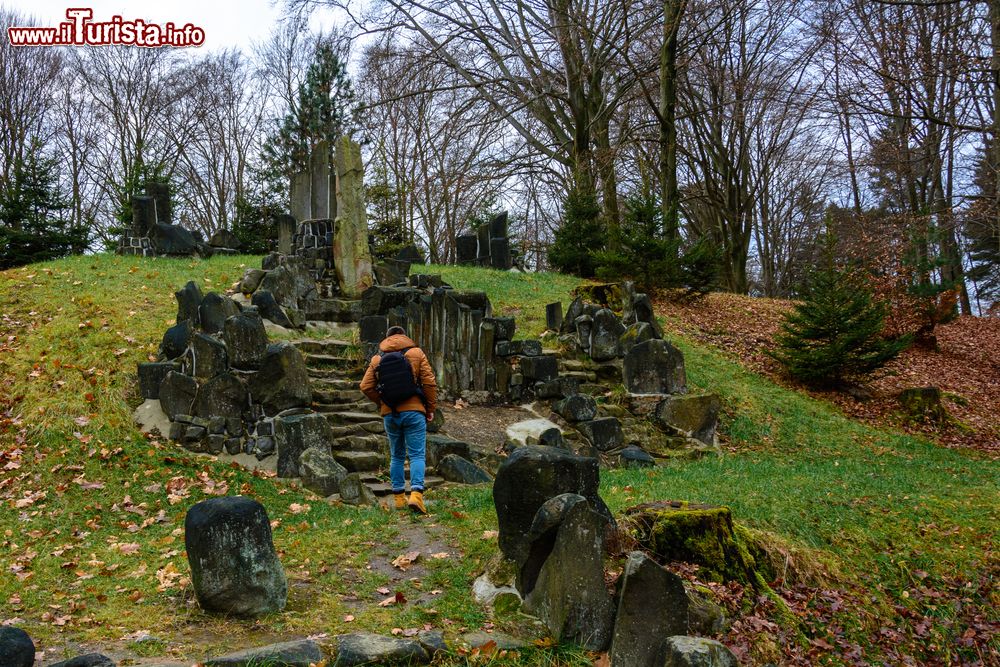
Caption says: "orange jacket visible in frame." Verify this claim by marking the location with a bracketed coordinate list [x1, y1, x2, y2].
[359, 334, 438, 416]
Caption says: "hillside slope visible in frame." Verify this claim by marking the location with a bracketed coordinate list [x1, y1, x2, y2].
[0, 255, 996, 665]
[655, 291, 1000, 455]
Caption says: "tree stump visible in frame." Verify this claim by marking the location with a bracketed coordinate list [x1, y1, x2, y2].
[624, 501, 758, 584]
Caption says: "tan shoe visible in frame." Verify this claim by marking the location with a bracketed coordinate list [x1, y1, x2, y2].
[407, 490, 427, 515]
[393, 492, 407, 510]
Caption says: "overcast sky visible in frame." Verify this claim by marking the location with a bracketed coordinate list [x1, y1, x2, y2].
[4, 0, 343, 51]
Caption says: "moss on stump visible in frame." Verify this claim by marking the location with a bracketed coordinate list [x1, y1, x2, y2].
[625, 501, 758, 584]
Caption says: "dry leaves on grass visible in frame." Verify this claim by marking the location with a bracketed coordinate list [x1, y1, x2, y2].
[655, 292, 1000, 454]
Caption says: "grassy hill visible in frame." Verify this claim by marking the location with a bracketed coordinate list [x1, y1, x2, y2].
[0, 254, 996, 665]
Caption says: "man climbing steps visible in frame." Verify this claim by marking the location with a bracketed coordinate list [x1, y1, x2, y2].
[360, 325, 438, 514]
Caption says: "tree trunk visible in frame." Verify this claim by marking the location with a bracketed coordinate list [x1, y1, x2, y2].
[660, 0, 685, 249]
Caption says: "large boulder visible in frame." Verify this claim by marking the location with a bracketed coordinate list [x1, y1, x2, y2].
[655, 393, 721, 445]
[610, 551, 689, 667]
[208, 228, 242, 250]
[185, 496, 287, 616]
[250, 342, 312, 416]
[251, 290, 292, 328]
[624, 339, 687, 395]
[137, 361, 178, 400]
[575, 417, 624, 452]
[199, 293, 241, 335]
[0, 627, 34, 667]
[186, 332, 228, 379]
[339, 473, 378, 506]
[223, 309, 268, 370]
[519, 354, 558, 383]
[360, 286, 416, 316]
[192, 372, 248, 421]
[259, 262, 315, 309]
[239, 268, 266, 294]
[335, 633, 429, 667]
[273, 412, 334, 478]
[553, 394, 597, 423]
[299, 447, 349, 497]
[633, 293, 663, 339]
[150, 222, 206, 257]
[438, 454, 491, 484]
[425, 434, 471, 468]
[204, 639, 322, 667]
[521, 499, 615, 651]
[159, 370, 198, 420]
[662, 636, 739, 667]
[590, 308, 625, 361]
[517, 493, 586, 594]
[175, 280, 203, 325]
[493, 445, 612, 565]
[159, 319, 193, 360]
[619, 321, 655, 355]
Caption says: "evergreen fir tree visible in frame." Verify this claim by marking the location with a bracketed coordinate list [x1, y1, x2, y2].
[769, 230, 911, 387]
[548, 187, 604, 277]
[1, 146, 87, 269]
[595, 194, 679, 292]
[262, 41, 356, 179]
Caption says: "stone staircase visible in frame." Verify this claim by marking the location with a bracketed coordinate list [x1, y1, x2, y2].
[290, 333, 443, 496]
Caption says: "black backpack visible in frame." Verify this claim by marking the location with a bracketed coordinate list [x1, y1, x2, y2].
[375, 347, 424, 412]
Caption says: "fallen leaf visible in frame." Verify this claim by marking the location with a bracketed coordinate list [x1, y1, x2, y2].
[391, 551, 421, 571]
[343, 614, 355, 622]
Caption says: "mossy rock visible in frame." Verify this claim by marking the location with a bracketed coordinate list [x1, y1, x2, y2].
[572, 283, 625, 313]
[898, 387, 950, 425]
[625, 501, 758, 584]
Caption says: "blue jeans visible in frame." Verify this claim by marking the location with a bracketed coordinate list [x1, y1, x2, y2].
[384, 411, 427, 493]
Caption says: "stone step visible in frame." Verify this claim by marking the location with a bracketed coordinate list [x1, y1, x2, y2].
[305, 320, 358, 337]
[323, 413, 385, 433]
[308, 366, 363, 381]
[332, 450, 383, 473]
[561, 370, 598, 382]
[364, 476, 446, 497]
[332, 434, 387, 453]
[303, 298, 362, 323]
[312, 388, 366, 404]
[325, 410, 382, 424]
[314, 401, 379, 415]
[310, 377, 359, 391]
[305, 353, 359, 369]
[291, 338, 354, 356]
[559, 359, 594, 372]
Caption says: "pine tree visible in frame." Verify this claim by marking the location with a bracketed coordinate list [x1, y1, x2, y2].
[0, 146, 87, 269]
[595, 194, 679, 292]
[548, 187, 604, 277]
[769, 232, 911, 387]
[262, 42, 356, 179]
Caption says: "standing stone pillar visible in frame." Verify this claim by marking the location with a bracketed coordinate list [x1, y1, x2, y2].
[310, 141, 330, 219]
[290, 172, 311, 223]
[145, 182, 171, 223]
[131, 195, 157, 236]
[476, 224, 491, 266]
[275, 214, 297, 256]
[333, 137, 374, 298]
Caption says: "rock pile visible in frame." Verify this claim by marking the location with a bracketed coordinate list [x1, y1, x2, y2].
[117, 182, 217, 259]
[488, 445, 740, 663]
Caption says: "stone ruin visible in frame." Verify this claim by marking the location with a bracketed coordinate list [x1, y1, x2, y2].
[117, 182, 245, 258]
[455, 211, 518, 269]
[482, 444, 741, 664]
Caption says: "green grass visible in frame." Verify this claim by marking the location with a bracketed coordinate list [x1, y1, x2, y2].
[1, 254, 997, 665]
[424, 264, 583, 337]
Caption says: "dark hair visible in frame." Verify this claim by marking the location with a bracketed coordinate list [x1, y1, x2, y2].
[386, 326, 406, 337]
